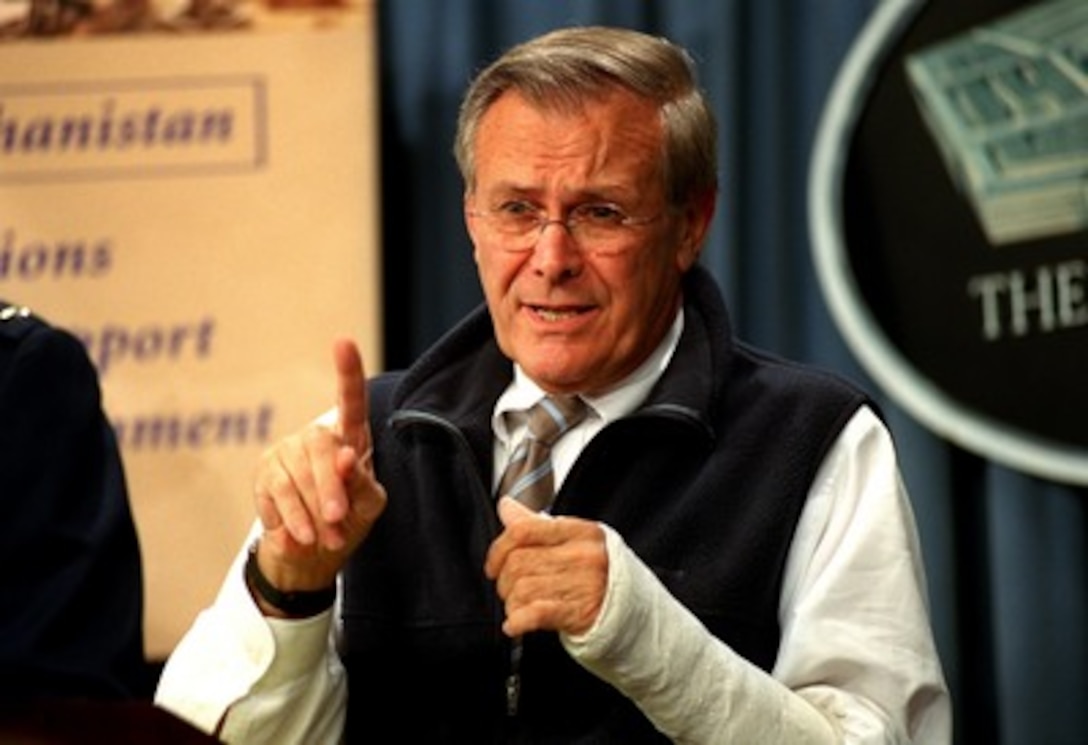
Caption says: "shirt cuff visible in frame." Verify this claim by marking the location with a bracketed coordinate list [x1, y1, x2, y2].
[155, 530, 336, 735]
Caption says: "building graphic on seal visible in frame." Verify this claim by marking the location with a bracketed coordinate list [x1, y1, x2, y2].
[905, 0, 1088, 246]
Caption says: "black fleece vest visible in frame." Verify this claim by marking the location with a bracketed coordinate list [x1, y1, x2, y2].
[340, 269, 869, 743]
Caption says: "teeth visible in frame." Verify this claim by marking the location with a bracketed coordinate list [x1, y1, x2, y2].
[536, 308, 578, 321]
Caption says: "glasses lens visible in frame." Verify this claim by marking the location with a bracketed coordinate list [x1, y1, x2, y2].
[502, 212, 538, 236]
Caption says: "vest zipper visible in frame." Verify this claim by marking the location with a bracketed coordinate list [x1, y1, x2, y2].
[506, 636, 523, 716]
[388, 408, 516, 717]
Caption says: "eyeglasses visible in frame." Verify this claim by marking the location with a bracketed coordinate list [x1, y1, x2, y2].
[468, 201, 660, 252]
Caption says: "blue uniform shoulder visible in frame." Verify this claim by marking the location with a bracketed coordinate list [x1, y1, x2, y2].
[0, 302, 46, 344]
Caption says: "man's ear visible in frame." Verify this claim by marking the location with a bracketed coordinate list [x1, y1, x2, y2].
[676, 189, 717, 270]
[464, 194, 484, 264]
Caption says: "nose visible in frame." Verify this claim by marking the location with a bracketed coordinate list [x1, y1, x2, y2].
[534, 218, 573, 238]
[530, 220, 583, 279]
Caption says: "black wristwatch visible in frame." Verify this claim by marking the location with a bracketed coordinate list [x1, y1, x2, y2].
[245, 541, 336, 618]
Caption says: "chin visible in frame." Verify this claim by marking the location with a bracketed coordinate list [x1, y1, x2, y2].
[520, 358, 575, 387]
[525, 363, 602, 394]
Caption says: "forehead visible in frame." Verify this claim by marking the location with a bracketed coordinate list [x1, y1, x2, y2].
[472, 89, 665, 193]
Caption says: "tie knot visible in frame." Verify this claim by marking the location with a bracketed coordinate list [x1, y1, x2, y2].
[527, 395, 587, 446]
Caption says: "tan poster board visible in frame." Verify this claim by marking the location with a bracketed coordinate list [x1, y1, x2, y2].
[0, 2, 381, 658]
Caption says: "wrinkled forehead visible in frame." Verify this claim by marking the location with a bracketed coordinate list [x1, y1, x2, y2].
[471, 89, 667, 192]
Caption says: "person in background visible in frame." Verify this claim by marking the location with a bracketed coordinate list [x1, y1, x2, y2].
[156, 26, 951, 743]
[0, 302, 145, 700]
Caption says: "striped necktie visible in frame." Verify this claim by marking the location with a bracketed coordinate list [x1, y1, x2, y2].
[496, 395, 588, 512]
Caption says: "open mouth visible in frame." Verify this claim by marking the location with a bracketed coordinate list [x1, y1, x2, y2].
[530, 305, 588, 322]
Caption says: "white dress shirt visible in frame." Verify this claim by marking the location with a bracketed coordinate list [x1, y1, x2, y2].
[156, 312, 951, 743]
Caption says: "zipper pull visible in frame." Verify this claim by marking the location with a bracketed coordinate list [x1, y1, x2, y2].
[505, 672, 521, 716]
[506, 635, 524, 716]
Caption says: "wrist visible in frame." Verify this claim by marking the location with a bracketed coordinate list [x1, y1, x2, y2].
[245, 540, 337, 619]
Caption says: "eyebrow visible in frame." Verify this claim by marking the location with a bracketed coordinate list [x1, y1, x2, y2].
[483, 182, 635, 204]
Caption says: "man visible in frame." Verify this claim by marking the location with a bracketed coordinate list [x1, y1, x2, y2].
[0, 303, 145, 699]
[156, 26, 951, 743]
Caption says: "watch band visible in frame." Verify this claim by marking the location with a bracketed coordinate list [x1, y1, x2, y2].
[245, 541, 336, 618]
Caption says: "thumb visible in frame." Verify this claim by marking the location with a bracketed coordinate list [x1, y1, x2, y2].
[497, 495, 547, 527]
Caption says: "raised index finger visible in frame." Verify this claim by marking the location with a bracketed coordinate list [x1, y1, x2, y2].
[333, 337, 368, 454]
